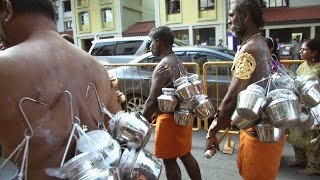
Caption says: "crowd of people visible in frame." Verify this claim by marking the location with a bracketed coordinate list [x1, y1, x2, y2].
[0, 0, 319, 179]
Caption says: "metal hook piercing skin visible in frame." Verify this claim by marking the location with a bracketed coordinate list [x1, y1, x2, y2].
[85, 82, 115, 119]
[63, 91, 78, 125]
[19, 97, 48, 138]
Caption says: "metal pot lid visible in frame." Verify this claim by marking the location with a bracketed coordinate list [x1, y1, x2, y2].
[173, 76, 188, 87]
[187, 74, 199, 82]
[77, 130, 112, 153]
[246, 84, 266, 96]
[266, 89, 298, 101]
[0, 157, 19, 180]
[161, 88, 176, 95]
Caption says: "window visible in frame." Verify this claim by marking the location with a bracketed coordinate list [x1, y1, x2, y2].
[102, 8, 113, 23]
[90, 41, 143, 56]
[63, 0, 71, 12]
[265, 0, 289, 8]
[64, 21, 72, 30]
[115, 41, 143, 55]
[167, 0, 180, 14]
[80, 12, 89, 25]
[199, 0, 215, 11]
[90, 42, 116, 56]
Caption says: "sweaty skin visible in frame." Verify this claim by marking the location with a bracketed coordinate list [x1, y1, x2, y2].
[0, 17, 121, 180]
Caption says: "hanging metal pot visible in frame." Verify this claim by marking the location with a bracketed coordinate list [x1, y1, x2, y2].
[118, 148, 162, 180]
[173, 76, 196, 102]
[236, 89, 267, 121]
[45, 151, 108, 179]
[174, 102, 194, 127]
[256, 123, 285, 143]
[157, 88, 178, 113]
[113, 112, 151, 150]
[192, 94, 215, 120]
[0, 157, 19, 180]
[299, 80, 320, 107]
[188, 74, 204, 95]
[310, 103, 320, 126]
[297, 107, 314, 132]
[264, 98, 300, 128]
[231, 110, 256, 130]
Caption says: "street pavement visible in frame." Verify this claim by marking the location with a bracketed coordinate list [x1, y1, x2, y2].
[144, 128, 319, 180]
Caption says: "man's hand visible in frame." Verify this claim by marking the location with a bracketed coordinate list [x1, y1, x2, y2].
[205, 134, 220, 154]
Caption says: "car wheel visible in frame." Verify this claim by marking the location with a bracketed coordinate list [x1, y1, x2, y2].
[125, 94, 146, 114]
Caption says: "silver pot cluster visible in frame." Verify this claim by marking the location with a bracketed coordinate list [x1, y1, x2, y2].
[45, 110, 162, 180]
[232, 74, 320, 143]
[157, 74, 215, 127]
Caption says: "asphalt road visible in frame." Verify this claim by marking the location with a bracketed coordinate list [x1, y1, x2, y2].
[144, 128, 319, 180]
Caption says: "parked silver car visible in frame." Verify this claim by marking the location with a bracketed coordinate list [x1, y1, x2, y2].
[107, 46, 235, 112]
[89, 36, 189, 64]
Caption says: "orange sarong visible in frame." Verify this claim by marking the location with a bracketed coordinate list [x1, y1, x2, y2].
[154, 113, 193, 159]
[237, 130, 285, 180]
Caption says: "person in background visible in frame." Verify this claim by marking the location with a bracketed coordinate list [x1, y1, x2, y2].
[142, 26, 202, 180]
[201, 40, 207, 46]
[0, 0, 122, 179]
[275, 37, 281, 55]
[217, 39, 224, 47]
[291, 37, 302, 60]
[204, 0, 285, 179]
[287, 38, 320, 176]
[193, 53, 207, 74]
[265, 37, 281, 72]
[195, 39, 201, 46]
[61, 34, 74, 44]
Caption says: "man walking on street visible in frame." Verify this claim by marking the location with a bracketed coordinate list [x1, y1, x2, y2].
[142, 26, 202, 180]
[204, 0, 285, 179]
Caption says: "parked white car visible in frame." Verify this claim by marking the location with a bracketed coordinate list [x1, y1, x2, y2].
[88, 36, 189, 64]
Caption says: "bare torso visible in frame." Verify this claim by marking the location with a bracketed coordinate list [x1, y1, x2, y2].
[0, 32, 121, 179]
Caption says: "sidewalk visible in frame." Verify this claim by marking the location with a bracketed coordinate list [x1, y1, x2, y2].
[144, 128, 319, 180]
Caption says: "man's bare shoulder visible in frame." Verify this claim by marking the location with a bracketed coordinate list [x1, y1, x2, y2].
[239, 39, 268, 59]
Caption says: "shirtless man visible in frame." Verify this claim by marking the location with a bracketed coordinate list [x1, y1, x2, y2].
[0, 0, 121, 179]
[204, 0, 285, 179]
[142, 26, 202, 180]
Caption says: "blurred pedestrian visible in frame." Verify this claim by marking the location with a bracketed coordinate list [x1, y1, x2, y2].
[275, 37, 281, 55]
[0, 0, 122, 179]
[142, 26, 202, 180]
[217, 39, 224, 47]
[195, 39, 201, 46]
[287, 38, 320, 176]
[291, 37, 302, 60]
[265, 37, 281, 72]
[205, 0, 285, 179]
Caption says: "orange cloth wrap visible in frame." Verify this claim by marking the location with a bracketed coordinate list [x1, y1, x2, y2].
[237, 130, 285, 180]
[154, 113, 193, 159]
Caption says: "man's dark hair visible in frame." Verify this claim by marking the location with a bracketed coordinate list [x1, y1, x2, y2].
[306, 38, 320, 61]
[1, 0, 56, 21]
[148, 26, 174, 46]
[235, 0, 264, 28]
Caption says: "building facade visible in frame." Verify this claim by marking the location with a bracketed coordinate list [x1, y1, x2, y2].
[56, 0, 74, 37]
[71, 0, 155, 51]
[154, 0, 320, 50]
[263, 0, 320, 43]
[154, 0, 227, 47]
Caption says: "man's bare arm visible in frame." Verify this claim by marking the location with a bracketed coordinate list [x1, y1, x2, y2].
[142, 65, 168, 121]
